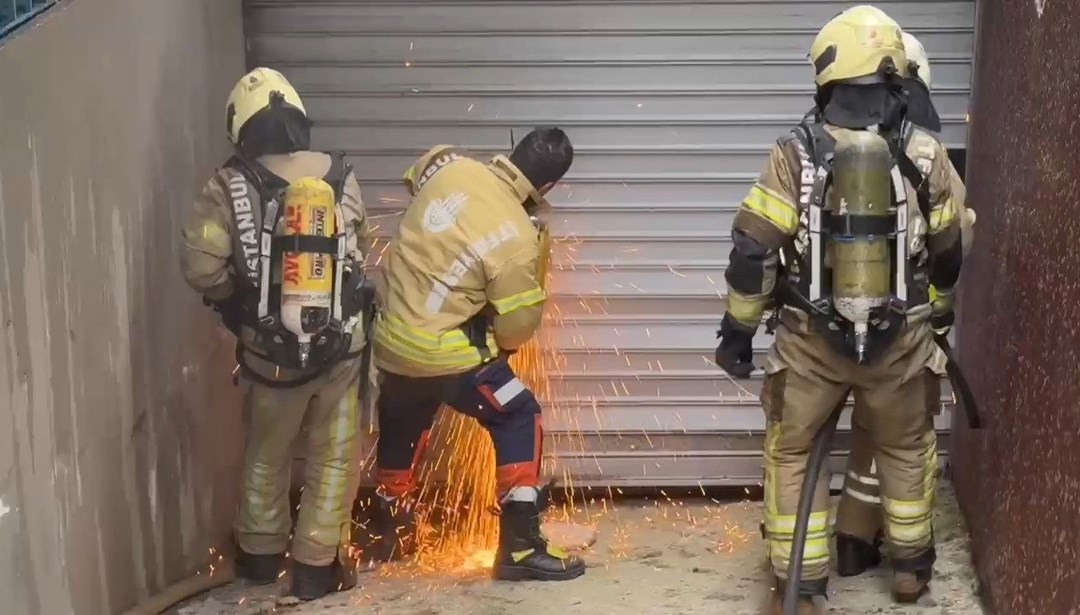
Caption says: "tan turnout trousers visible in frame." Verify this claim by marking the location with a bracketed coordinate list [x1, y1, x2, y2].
[835, 392, 942, 545]
[761, 311, 946, 581]
[237, 356, 363, 566]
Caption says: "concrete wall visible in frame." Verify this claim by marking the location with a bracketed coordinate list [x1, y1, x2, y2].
[0, 1, 246, 614]
[951, 0, 1080, 612]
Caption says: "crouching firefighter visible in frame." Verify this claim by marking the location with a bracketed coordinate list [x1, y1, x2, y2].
[830, 29, 978, 579]
[367, 128, 586, 581]
[180, 67, 373, 600]
[713, 6, 967, 613]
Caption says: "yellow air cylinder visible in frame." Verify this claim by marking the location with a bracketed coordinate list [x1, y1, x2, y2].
[280, 177, 337, 367]
[828, 130, 893, 362]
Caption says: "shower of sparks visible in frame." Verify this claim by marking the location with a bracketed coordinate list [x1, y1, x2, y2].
[363, 184, 760, 576]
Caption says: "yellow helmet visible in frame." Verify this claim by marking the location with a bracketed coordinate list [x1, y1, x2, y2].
[901, 31, 931, 89]
[225, 67, 307, 145]
[809, 5, 907, 88]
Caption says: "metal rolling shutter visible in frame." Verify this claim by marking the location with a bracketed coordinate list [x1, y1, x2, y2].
[245, 0, 975, 487]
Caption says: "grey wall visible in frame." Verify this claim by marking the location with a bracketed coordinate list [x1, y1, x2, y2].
[0, 1, 245, 614]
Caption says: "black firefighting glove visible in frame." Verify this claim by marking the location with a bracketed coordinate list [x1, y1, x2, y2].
[715, 313, 756, 379]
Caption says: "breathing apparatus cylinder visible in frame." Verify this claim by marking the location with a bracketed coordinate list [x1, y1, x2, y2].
[280, 177, 337, 367]
[828, 131, 893, 363]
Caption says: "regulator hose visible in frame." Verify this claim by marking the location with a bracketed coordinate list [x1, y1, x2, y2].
[783, 406, 843, 615]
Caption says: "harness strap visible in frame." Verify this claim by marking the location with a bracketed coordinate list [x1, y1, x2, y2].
[257, 197, 279, 322]
[226, 154, 289, 195]
[794, 121, 834, 303]
[235, 340, 363, 389]
[272, 234, 340, 255]
[822, 212, 896, 237]
[889, 128, 932, 222]
[323, 151, 350, 203]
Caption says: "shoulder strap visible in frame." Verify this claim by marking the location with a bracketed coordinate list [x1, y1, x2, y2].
[788, 121, 835, 303]
[225, 154, 290, 199]
[321, 151, 351, 203]
[792, 120, 835, 168]
[889, 126, 932, 222]
[792, 120, 834, 213]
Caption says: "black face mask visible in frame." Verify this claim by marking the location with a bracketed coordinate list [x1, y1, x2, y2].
[821, 83, 909, 131]
[899, 77, 942, 133]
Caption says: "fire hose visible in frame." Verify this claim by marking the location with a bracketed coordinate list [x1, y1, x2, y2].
[783, 405, 843, 615]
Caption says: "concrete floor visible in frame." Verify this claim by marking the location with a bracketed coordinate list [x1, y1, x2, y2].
[175, 484, 984, 615]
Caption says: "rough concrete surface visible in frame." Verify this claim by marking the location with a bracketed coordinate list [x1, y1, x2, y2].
[175, 484, 982, 615]
[0, 1, 244, 613]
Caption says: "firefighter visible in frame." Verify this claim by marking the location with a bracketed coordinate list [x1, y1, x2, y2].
[833, 30, 977, 578]
[713, 6, 967, 613]
[898, 31, 976, 259]
[367, 128, 586, 581]
[180, 67, 372, 600]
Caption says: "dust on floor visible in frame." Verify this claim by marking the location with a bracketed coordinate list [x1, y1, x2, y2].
[176, 483, 983, 615]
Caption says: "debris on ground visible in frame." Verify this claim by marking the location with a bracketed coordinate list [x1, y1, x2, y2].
[174, 483, 982, 615]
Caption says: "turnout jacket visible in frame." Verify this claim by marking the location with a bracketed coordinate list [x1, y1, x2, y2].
[374, 145, 548, 377]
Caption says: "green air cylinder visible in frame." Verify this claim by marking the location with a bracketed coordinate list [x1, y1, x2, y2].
[828, 130, 893, 363]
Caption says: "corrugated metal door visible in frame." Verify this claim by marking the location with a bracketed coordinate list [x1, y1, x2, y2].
[245, 0, 975, 487]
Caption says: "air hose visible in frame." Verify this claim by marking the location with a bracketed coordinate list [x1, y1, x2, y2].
[783, 405, 844, 615]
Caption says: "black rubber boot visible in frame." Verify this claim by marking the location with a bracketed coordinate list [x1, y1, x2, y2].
[372, 497, 418, 562]
[765, 592, 821, 615]
[893, 568, 932, 604]
[492, 488, 586, 582]
[891, 546, 936, 604]
[835, 532, 882, 577]
[234, 549, 284, 585]
[766, 577, 826, 615]
[290, 556, 358, 602]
